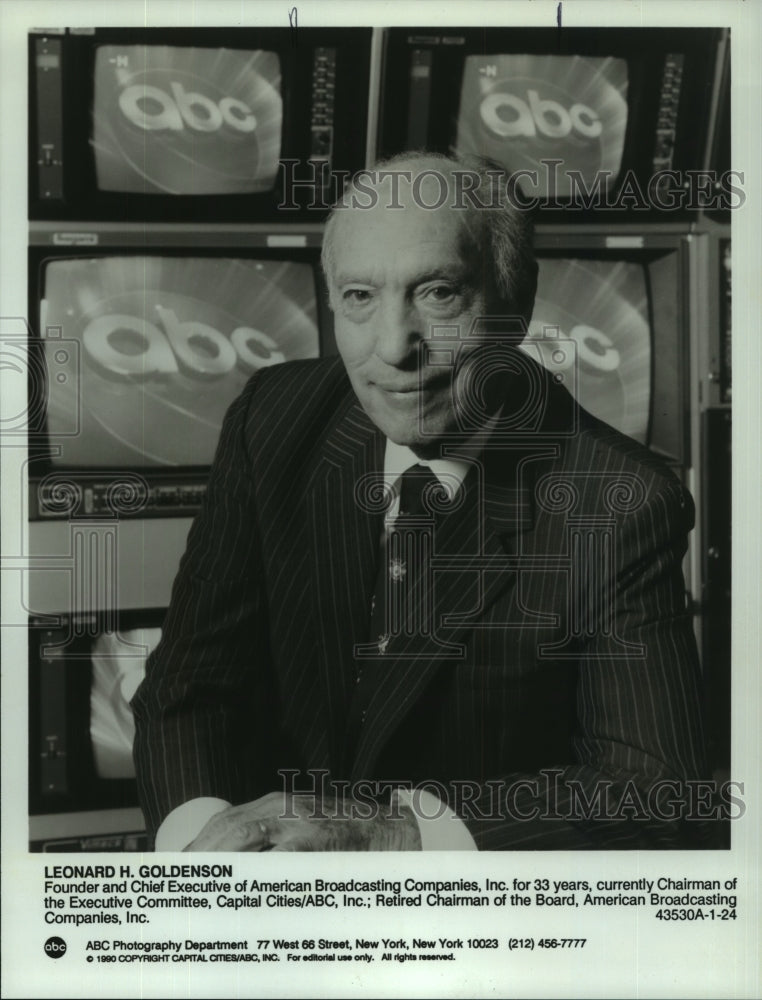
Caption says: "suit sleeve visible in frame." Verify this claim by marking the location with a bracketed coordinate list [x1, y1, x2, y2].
[458, 478, 713, 850]
[131, 382, 274, 842]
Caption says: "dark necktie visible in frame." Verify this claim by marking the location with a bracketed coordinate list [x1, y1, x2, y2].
[368, 463, 445, 653]
[346, 465, 448, 770]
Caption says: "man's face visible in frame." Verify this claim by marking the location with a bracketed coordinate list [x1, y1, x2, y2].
[330, 193, 500, 454]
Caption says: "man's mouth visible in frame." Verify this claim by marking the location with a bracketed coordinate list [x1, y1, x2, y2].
[378, 385, 422, 397]
[372, 373, 450, 397]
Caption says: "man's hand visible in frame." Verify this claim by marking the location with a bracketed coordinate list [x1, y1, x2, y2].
[183, 792, 422, 852]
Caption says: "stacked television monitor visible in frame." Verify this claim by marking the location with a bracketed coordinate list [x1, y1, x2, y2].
[27, 244, 330, 520]
[377, 27, 732, 218]
[30, 27, 373, 221]
[27, 26, 729, 850]
[530, 241, 688, 463]
[28, 25, 371, 850]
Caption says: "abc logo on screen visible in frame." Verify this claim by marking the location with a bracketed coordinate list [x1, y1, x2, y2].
[480, 88, 603, 140]
[44, 936, 67, 959]
[94, 45, 283, 196]
[119, 80, 257, 134]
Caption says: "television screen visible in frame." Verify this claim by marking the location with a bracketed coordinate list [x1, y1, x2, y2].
[90, 628, 160, 780]
[456, 54, 629, 199]
[93, 45, 283, 195]
[29, 612, 165, 824]
[42, 255, 320, 468]
[524, 258, 651, 444]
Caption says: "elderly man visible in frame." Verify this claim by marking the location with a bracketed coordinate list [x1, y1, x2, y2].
[131, 153, 707, 851]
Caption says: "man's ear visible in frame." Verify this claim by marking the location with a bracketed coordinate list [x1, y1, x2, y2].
[323, 279, 338, 313]
[522, 259, 539, 327]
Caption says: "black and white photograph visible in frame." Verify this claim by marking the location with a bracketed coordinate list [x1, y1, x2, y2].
[1, 1, 759, 997]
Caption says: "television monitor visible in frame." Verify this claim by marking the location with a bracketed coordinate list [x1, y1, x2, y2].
[28, 610, 161, 851]
[29, 27, 372, 221]
[529, 256, 650, 443]
[378, 27, 731, 217]
[28, 245, 328, 519]
[530, 239, 689, 465]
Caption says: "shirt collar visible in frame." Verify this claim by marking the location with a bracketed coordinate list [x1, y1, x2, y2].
[382, 407, 503, 501]
[383, 440, 471, 501]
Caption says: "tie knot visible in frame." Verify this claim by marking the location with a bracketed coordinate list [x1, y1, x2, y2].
[398, 464, 447, 517]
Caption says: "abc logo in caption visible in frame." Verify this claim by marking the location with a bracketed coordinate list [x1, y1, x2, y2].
[44, 936, 67, 959]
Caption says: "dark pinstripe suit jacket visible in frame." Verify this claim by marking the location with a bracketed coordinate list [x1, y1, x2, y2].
[132, 356, 707, 849]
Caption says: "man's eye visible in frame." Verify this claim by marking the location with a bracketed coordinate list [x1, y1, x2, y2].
[422, 284, 459, 304]
[342, 288, 373, 304]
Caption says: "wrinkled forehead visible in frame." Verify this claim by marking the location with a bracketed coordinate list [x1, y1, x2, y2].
[328, 173, 484, 270]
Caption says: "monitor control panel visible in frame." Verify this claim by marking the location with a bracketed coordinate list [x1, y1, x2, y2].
[652, 53, 685, 172]
[30, 476, 209, 520]
[309, 47, 336, 191]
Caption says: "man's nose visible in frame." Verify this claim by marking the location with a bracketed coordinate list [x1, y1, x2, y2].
[372, 295, 423, 367]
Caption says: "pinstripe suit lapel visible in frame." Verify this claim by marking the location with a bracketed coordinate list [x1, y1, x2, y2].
[434, 457, 537, 633]
[307, 393, 385, 775]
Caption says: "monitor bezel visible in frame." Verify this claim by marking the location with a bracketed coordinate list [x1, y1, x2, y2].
[377, 26, 728, 220]
[28, 26, 373, 222]
[27, 242, 335, 486]
[28, 606, 167, 817]
[533, 230, 692, 467]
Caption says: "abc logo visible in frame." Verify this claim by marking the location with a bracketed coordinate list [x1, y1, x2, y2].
[119, 80, 257, 133]
[480, 89, 602, 140]
[83, 305, 285, 379]
[525, 321, 620, 373]
[44, 936, 67, 959]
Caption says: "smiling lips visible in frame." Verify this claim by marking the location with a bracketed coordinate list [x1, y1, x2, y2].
[372, 373, 451, 396]
[379, 385, 422, 396]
